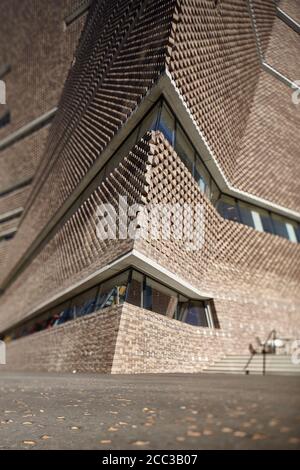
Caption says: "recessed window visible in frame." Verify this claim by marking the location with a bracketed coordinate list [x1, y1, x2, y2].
[0, 63, 11, 79]
[175, 124, 194, 174]
[286, 222, 298, 244]
[217, 196, 240, 222]
[157, 102, 175, 145]
[272, 214, 289, 240]
[238, 201, 255, 229]
[95, 271, 129, 311]
[0, 110, 10, 129]
[3, 269, 220, 342]
[194, 158, 211, 197]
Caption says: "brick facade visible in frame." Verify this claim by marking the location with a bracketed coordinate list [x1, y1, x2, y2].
[1, 1, 300, 374]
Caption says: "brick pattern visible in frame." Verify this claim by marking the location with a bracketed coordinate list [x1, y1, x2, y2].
[0, 0, 85, 140]
[0, 186, 30, 216]
[0, 135, 153, 331]
[167, 0, 300, 212]
[5, 305, 123, 373]
[1, 0, 176, 287]
[136, 132, 300, 309]
[1, 132, 299, 344]
[0, 126, 50, 194]
[167, 0, 261, 182]
[278, 0, 300, 25]
[4, 299, 300, 374]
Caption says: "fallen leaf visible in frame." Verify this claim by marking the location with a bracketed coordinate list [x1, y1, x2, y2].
[252, 433, 267, 440]
[22, 440, 36, 446]
[222, 427, 233, 433]
[234, 431, 246, 438]
[289, 437, 300, 444]
[187, 430, 201, 437]
[132, 440, 150, 446]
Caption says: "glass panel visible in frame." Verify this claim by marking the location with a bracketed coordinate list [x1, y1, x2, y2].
[157, 102, 175, 145]
[217, 196, 240, 222]
[286, 222, 298, 243]
[238, 201, 255, 228]
[95, 271, 130, 311]
[272, 214, 289, 240]
[53, 301, 75, 327]
[137, 102, 160, 140]
[257, 209, 274, 234]
[210, 180, 220, 205]
[175, 124, 194, 174]
[194, 157, 210, 196]
[126, 270, 143, 307]
[180, 301, 209, 327]
[70, 286, 98, 318]
[250, 209, 264, 232]
[295, 224, 300, 243]
[144, 277, 178, 317]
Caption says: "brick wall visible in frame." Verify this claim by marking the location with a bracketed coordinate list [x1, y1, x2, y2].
[4, 299, 299, 375]
[4, 305, 123, 374]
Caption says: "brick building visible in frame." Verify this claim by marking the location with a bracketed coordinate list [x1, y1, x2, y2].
[0, 0, 300, 373]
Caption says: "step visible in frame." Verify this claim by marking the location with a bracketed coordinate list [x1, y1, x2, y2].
[203, 354, 300, 376]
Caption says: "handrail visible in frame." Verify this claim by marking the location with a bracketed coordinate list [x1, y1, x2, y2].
[244, 329, 277, 375]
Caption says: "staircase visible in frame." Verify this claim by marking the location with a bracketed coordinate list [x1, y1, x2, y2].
[203, 354, 300, 376]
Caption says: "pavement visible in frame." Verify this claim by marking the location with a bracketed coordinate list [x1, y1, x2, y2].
[0, 371, 299, 450]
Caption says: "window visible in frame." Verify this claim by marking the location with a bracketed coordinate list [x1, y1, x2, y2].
[176, 301, 215, 328]
[217, 196, 240, 222]
[258, 209, 274, 235]
[0, 63, 11, 79]
[210, 180, 220, 205]
[2, 269, 220, 342]
[286, 222, 298, 243]
[175, 124, 194, 174]
[0, 110, 10, 129]
[194, 158, 211, 196]
[126, 270, 143, 307]
[272, 214, 289, 240]
[238, 201, 255, 229]
[157, 102, 175, 145]
[69, 286, 98, 318]
[94, 271, 129, 311]
[144, 277, 178, 317]
[138, 102, 160, 140]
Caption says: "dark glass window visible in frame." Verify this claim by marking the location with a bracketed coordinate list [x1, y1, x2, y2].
[217, 196, 240, 222]
[238, 202, 255, 228]
[0, 110, 10, 129]
[260, 212, 274, 234]
[126, 270, 143, 307]
[95, 271, 129, 311]
[272, 215, 289, 240]
[157, 103, 175, 145]
[177, 301, 210, 327]
[70, 287, 98, 319]
[175, 124, 194, 173]
[295, 224, 300, 243]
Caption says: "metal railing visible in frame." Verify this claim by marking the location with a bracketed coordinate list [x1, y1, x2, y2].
[244, 329, 277, 375]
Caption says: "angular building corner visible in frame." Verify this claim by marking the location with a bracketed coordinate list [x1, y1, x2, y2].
[0, 0, 300, 374]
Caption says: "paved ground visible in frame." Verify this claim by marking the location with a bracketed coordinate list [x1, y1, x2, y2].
[0, 371, 299, 450]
